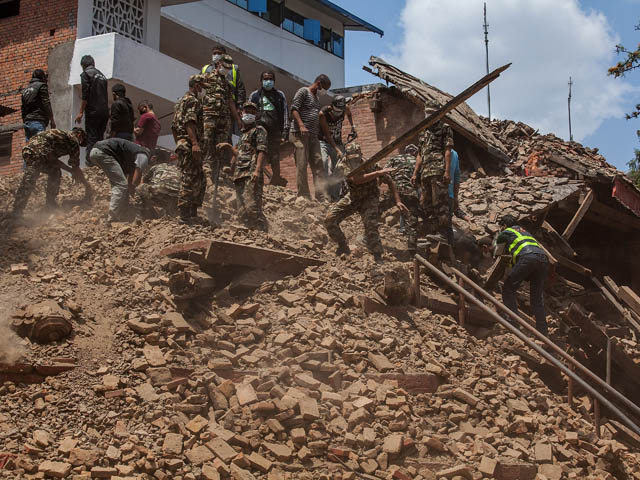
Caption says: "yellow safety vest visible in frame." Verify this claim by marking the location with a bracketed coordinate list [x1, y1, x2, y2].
[505, 227, 541, 264]
[201, 64, 238, 101]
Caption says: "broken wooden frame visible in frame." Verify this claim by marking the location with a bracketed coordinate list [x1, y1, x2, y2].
[412, 255, 640, 438]
[562, 189, 594, 240]
[348, 63, 511, 178]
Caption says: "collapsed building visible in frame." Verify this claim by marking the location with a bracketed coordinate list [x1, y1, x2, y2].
[1, 58, 640, 479]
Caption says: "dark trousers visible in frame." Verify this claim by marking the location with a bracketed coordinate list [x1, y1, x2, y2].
[502, 253, 549, 335]
[85, 114, 108, 164]
[115, 132, 134, 141]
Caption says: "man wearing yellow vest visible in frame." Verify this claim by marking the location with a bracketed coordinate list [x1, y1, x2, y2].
[202, 45, 246, 108]
[495, 214, 549, 335]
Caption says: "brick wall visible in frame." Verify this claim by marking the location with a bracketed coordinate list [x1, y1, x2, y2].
[0, 0, 77, 176]
[277, 90, 424, 193]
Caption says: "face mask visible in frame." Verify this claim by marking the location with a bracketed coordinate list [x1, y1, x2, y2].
[218, 66, 228, 76]
[211, 54, 222, 64]
[242, 113, 256, 124]
[317, 88, 326, 96]
[262, 79, 274, 90]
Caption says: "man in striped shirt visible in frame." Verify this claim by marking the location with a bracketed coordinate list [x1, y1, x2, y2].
[289, 74, 331, 201]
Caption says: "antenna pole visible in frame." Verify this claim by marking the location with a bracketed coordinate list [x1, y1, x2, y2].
[568, 77, 573, 142]
[484, 2, 491, 121]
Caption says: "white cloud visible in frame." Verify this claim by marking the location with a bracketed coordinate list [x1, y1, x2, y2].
[384, 0, 636, 141]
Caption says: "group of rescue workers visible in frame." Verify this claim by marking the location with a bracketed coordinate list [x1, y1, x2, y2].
[6, 46, 550, 336]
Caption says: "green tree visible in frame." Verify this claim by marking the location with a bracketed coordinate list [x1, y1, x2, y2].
[609, 25, 640, 119]
[629, 131, 640, 187]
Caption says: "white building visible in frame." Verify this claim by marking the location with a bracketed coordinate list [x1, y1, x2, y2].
[62, 0, 383, 151]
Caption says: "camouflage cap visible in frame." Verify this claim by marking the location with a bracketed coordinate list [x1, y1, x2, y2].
[242, 101, 258, 110]
[404, 144, 418, 155]
[345, 143, 361, 157]
[219, 55, 233, 67]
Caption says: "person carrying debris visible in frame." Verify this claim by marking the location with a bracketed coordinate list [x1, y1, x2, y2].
[89, 137, 151, 223]
[12, 128, 91, 218]
[495, 214, 549, 335]
[249, 70, 289, 187]
[379, 144, 421, 256]
[171, 75, 206, 224]
[194, 54, 243, 205]
[134, 155, 182, 219]
[218, 101, 269, 232]
[319, 95, 356, 201]
[325, 143, 408, 262]
[411, 101, 454, 244]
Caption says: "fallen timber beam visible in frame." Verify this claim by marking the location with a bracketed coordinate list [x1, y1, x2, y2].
[562, 189, 594, 240]
[542, 221, 577, 258]
[416, 259, 640, 429]
[593, 277, 640, 334]
[348, 63, 511, 178]
[556, 255, 592, 277]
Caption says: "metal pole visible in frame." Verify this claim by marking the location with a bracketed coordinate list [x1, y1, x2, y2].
[606, 337, 612, 385]
[568, 77, 573, 142]
[416, 255, 640, 437]
[450, 265, 640, 419]
[484, 3, 491, 121]
[458, 277, 467, 327]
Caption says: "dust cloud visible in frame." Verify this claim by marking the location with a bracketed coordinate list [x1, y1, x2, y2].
[0, 311, 25, 365]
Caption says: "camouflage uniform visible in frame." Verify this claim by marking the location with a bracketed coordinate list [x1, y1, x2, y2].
[379, 153, 421, 252]
[233, 116, 269, 231]
[134, 162, 181, 219]
[324, 144, 384, 256]
[418, 120, 453, 239]
[193, 56, 234, 188]
[12, 129, 80, 215]
[171, 85, 205, 214]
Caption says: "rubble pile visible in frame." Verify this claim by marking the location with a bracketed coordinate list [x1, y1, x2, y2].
[1, 170, 640, 480]
[485, 119, 620, 179]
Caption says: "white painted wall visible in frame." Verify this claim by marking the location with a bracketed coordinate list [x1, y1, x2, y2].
[69, 33, 196, 102]
[161, 0, 345, 87]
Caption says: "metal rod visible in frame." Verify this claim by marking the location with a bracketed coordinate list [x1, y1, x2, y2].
[606, 337, 612, 385]
[483, 2, 491, 121]
[450, 265, 640, 419]
[458, 277, 467, 327]
[416, 255, 640, 437]
[568, 77, 573, 142]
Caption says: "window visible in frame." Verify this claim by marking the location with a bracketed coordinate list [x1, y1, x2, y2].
[227, 0, 248, 8]
[0, 133, 12, 165]
[263, 0, 282, 27]
[332, 32, 344, 58]
[92, 0, 146, 43]
[0, 0, 20, 19]
[282, 7, 304, 38]
[320, 26, 332, 52]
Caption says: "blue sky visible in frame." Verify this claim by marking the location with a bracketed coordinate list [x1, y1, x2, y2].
[335, 0, 640, 171]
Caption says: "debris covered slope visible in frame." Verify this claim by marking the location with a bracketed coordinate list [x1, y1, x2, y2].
[0, 171, 639, 480]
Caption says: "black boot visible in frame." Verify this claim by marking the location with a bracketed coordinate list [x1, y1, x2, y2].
[178, 206, 192, 225]
[336, 244, 351, 256]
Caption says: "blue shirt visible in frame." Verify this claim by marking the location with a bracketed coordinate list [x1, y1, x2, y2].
[448, 149, 461, 198]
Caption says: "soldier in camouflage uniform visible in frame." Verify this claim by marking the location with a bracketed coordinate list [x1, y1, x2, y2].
[171, 76, 206, 223]
[135, 160, 181, 219]
[411, 101, 454, 243]
[219, 101, 269, 231]
[12, 127, 91, 218]
[380, 144, 421, 255]
[324, 143, 407, 261]
[193, 55, 242, 206]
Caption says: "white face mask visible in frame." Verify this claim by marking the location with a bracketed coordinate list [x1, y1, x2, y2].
[317, 88, 326, 96]
[211, 54, 222, 64]
[242, 113, 256, 124]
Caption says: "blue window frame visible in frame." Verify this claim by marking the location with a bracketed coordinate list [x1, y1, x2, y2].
[332, 32, 344, 58]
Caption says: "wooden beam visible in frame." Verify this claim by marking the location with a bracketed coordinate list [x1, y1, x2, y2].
[536, 241, 558, 266]
[548, 154, 592, 177]
[619, 286, 640, 318]
[603, 276, 621, 299]
[557, 255, 592, 277]
[562, 189, 594, 240]
[542, 221, 577, 257]
[484, 255, 510, 290]
[348, 63, 511, 178]
[589, 199, 640, 232]
[592, 277, 640, 334]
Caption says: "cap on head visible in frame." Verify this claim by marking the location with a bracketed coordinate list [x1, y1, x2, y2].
[189, 75, 201, 88]
[499, 214, 518, 227]
[111, 83, 126, 97]
[424, 100, 440, 116]
[332, 95, 346, 109]
[219, 55, 233, 68]
[345, 143, 361, 158]
[404, 144, 418, 156]
[242, 101, 257, 110]
[32, 69, 47, 81]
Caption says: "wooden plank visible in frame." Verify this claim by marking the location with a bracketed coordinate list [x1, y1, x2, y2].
[536, 242, 558, 266]
[484, 255, 510, 290]
[562, 189, 594, 240]
[619, 286, 640, 317]
[348, 63, 511, 178]
[592, 277, 627, 316]
[603, 276, 621, 299]
[556, 255, 592, 277]
[542, 221, 576, 258]
[204, 240, 324, 276]
[548, 154, 592, 177]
